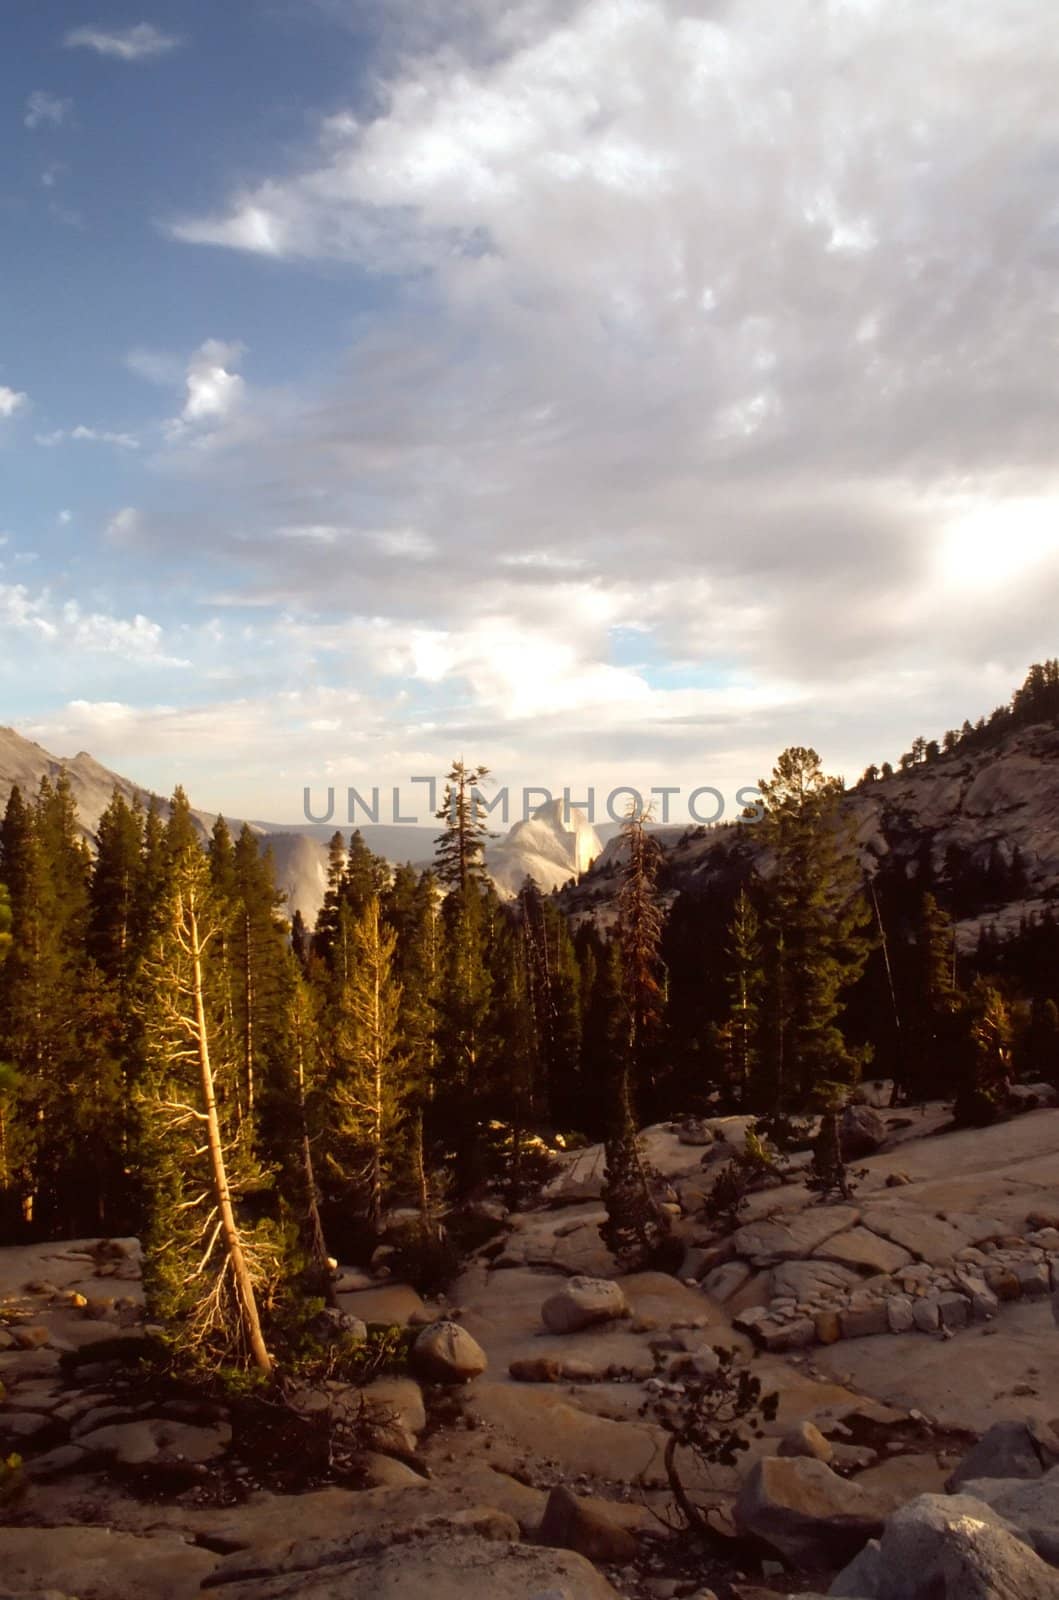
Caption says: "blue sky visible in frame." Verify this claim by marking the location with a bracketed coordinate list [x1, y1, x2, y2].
[3, 1, 1059, 823]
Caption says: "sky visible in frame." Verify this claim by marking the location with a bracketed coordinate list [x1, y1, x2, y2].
[2, 0, 1059, 827]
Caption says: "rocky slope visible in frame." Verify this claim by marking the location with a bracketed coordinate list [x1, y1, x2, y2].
[5, 1102, 1059, 1598]
[562, 717, 1059, 946]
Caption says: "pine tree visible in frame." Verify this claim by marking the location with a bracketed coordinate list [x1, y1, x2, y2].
[139, 820, 276, 1372]
[954, 979, 1013, 1127]
[721, 888, 763, 1104]
[88, 791, 146, 993]
[434, 760, 495, 892]
[756, 748, 872, 1110]
[329, 894, 405, 1229]
[0, 881, 14, 1202]
[904, 892, 961, 1101]
[516, 878, 582, 1127]
[432, 880, 493, 1192]
[617, 809, 666, 1104]
[599, 809, 670, 1269]
[230, 826, 289, 1128]
[383, 865, 440, 1223]
[0, 776, 108, 1230]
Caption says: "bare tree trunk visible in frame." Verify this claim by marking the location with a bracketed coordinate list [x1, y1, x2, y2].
[294, 1014, 334, 1304]
[244, 909, 255, 1119]
[188, 892, 271, 1374]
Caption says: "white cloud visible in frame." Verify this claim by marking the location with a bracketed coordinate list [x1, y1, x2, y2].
[163, 340, 247, 440]
[63, 22, 182, 61]
[24, 91, 72, 130]
[35, 425, 139, 449]
[183, 339, 245, 423]
[0, 581, 186, 665]
[0, 386, 27, 419]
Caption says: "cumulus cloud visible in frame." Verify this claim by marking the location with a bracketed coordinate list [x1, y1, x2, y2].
[161, 340, 247, 442]
[24, 91, 72, 129]
[0, 386, 27, 419]
[0, 581, 187, 665]
[63, 22, 182, 60]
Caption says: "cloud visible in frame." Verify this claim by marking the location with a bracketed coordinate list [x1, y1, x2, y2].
[104, 507, 141, 546]
[161, 341, 247, 441]
[24, 91, 72, 130]
[0, 581, 187, 665]
[109, 0, 1059, 804]
[35, 425, 139, 449]
[63, 22, 182, 60]
[0, 386, 27, 419]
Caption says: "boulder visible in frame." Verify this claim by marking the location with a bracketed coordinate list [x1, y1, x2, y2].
[411, 1320, 487, 1384]
[840, 1106, 888, 1159]
[208, 1532, 622, 1599]
[860, 1209, 968, 1264]
[853, 1080, 895, 1110]
[678, 1117, 718, 1145]
[771, 1259, 860, 1300]
[830, 1492, 1059, 1599]
[814, 1227, 914, 1277]
[75, 1416, 231, 1465]
[734, 1455, 887, 1567]
[778, 1421, 834, 1464]
[537, 1484, 640, 1563]
[702, 1261, 751, 1302]
[731, 1207, 860, 1263]
[540, 1276, 628, 1334]
[947, 1421, 1059, 1492]
[359, 1376, 426, 1457]
[960, 1467, 1059, 1566]
[839, 1302, 890, 1339]
[0, 1526, 217, 1600]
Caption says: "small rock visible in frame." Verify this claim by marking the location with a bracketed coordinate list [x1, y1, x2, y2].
[509, 1357, 562, 1384]
[778, 1421, 833, 1464]
[11, 1326, 50, 1350]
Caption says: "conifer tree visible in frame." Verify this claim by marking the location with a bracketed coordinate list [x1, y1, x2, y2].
[432, 879, 493, 1192]
[0, 776, 104, 1229]
[954, 978, 1013, 1127]
[756, 748, 872, 1109]
[329, 894, 405, 1228]
[600, 809, 669, 1269]
[383, 865, 440, 1223]
[88, 791, 146, 995]
[0, 882, 13, 1201]
[617, 809, 666, 1103]
[434, 760, 494, 892]
[720, 888, 763, 1104]
[139, 811, 276, 1373]
[230, 826, 289, 1127]
[517, 878, 582, 1127]
[904, 892, 961, 1100]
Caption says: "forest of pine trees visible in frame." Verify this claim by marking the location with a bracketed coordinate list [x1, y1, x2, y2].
[1, 712, 1057, 1367]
